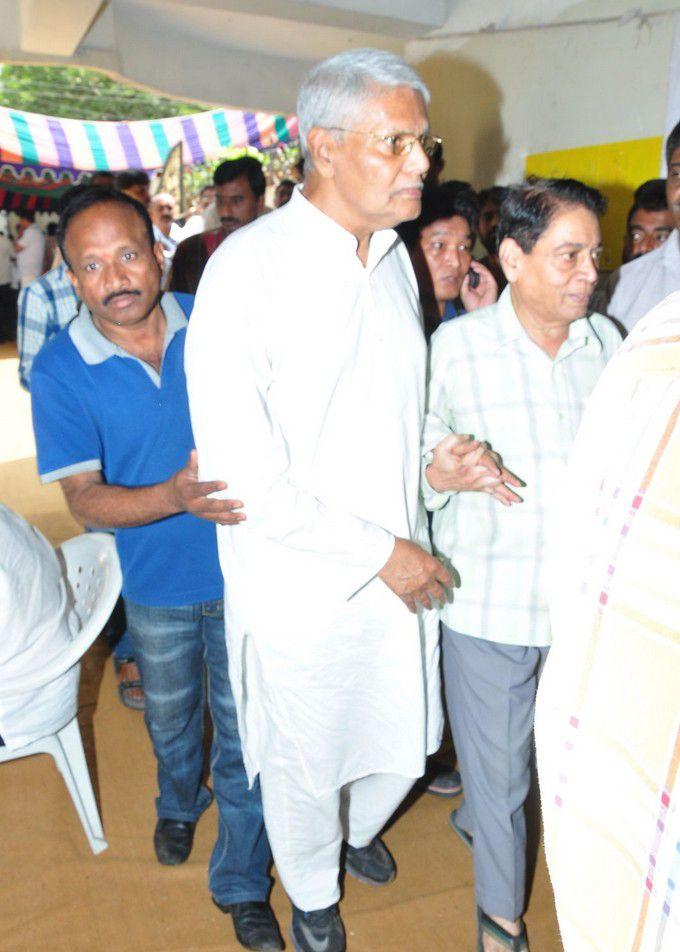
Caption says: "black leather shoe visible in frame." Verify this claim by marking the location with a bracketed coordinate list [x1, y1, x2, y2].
[153, 818, 196, 865]
[212, 898, 284, 951]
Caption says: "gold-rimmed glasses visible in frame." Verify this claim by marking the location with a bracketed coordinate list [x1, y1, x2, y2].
[326, 128, 442, 158]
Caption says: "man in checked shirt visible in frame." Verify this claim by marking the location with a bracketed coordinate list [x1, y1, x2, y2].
[422, 178, 622, 952]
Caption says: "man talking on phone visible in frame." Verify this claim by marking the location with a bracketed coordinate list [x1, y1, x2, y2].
[399, 182, 498, 338]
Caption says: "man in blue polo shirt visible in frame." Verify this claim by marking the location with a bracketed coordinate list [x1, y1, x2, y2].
[30, 187, 283, 952]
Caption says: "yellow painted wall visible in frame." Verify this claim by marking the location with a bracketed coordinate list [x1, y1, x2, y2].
[525, 138, 663, 271]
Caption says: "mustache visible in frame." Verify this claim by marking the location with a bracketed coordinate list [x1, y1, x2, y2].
[103, 289, 141, 306]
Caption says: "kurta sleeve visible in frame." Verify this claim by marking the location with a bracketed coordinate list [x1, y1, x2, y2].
[185, 245, 395, 600]
[421, 327, 459, 512]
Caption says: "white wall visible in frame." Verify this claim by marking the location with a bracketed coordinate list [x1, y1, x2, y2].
[407, 7, 677, 186]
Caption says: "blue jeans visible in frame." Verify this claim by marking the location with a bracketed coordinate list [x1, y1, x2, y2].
[112, 625, 135, 662]
[124, 597, 272, 904]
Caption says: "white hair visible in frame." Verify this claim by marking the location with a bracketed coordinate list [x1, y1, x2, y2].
[296, 48, 430, 168]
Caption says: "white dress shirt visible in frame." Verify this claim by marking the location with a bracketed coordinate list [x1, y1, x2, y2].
[185, 187, 443, 797]
[605, 228, 680, 332]
[15, 222, 45, 288]
[423, 287, 622, 647]
[0, 506, 78, 750]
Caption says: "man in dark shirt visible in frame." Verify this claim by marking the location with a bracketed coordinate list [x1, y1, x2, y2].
[170, 156, 265, 294]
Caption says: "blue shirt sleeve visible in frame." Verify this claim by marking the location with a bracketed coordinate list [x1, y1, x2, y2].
[31, 348, 103, 484]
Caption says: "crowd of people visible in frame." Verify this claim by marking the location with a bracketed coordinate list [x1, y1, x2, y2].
[1, 46, 679, 952]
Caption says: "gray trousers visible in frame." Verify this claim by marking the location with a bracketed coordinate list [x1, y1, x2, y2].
[441, 623, 548, 920]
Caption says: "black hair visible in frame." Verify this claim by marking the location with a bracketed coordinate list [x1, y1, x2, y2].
[18, 209, 35, 222]
[627, 178, 669, 227]
[56, 186, 156, 269]
[90, 171, 115, 186]
[276, 178, 296, 190]
[634, 178, 667, 204]
[498, 177, 607, 253]
[665, 119, 680, 167]
[477, 186, 510, 209]
[398, 182, 480, 249]
[199, 183, 215, 196]
[115, 169, 150, 191]
[213, 156, 266, 197]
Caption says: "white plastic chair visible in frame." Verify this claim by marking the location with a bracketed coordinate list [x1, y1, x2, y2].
[0, 532, 122, 854]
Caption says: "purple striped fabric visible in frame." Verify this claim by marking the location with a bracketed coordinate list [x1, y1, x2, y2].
[117, 123, 143, 169]
[180, 116, 205, 164]
[47, 118, 73, 168]
[243, 112, 262, 150]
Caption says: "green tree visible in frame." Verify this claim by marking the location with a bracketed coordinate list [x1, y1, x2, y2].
[0, 64, 203, 121]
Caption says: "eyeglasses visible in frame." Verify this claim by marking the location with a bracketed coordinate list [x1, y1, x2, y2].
[326, 128, 442, 158]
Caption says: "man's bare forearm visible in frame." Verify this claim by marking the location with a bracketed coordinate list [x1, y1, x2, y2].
[62, 480, 180, 529]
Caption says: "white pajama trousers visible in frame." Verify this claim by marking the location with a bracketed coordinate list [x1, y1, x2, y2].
[258, 727, 414, 911]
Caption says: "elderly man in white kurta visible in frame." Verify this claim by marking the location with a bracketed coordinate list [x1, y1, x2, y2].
[185, 50, 452, 952]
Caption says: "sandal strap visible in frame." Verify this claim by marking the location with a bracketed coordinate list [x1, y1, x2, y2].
[118, 679, 143, 691]
[477, 908, 528, 951]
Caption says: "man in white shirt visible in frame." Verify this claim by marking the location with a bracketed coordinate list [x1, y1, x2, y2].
[603, 119, 680, 332]
[0, 505, 79, 751]
[423, 178, 622, 952]
[13, 211, 45, 288]
[186, 49, 452, 952]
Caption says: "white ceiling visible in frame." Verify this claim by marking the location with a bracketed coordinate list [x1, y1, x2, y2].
[0, 0, 675, 113]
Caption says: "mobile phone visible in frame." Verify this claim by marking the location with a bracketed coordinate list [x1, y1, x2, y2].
[467, 267, 480, 290]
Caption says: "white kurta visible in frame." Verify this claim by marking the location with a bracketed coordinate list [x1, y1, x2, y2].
[185, 188, 443, 798]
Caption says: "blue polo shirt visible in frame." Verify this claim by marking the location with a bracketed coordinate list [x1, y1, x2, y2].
[30, 292, 223, 608]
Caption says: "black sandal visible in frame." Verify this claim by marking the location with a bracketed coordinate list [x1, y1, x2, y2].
[477, 908, 529, 951]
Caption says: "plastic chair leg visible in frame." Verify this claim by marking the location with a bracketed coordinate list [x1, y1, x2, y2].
[52, 718, 108, 855]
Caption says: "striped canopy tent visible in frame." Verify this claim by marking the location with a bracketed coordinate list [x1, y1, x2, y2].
[0, 161, 87, 212]
[0, 104, 299, 209]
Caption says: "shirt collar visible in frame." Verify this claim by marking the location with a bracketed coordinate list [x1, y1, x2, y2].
[493, 286, 525, 349]
[69, 292, 187, 366]
[493, 284, 602, 357]
[288, 186, 399, 273]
